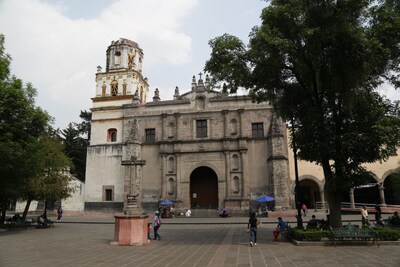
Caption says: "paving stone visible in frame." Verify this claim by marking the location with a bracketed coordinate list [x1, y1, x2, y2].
[1, 215, 400, 266]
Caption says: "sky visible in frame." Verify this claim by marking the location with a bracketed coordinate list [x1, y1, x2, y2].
[0, 0, 399, 129]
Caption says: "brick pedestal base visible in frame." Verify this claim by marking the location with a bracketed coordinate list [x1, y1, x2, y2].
[110, 215, 149, 246]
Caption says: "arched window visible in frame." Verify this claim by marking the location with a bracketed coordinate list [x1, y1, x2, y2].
[107, 128, 117, 142]
[230, 119, 237, 135]
[232, 176, 240, 193]
[232, 154, 239, 170]
[111, 79, 118, 96]
[168, 178, 174, 195]
[168, 122, 175, 138]
[114, 51, 121, 65]
[168, 157, 175, 173]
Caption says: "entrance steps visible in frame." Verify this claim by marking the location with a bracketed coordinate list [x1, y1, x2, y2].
[189, 209, 219, 218]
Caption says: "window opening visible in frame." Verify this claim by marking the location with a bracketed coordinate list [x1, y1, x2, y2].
[196, 120, 208, 138]
[252, 123, 264, 138]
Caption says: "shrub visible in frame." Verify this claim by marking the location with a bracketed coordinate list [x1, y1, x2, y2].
[291, 228, 329, 241]
[375, 228, 400, 241]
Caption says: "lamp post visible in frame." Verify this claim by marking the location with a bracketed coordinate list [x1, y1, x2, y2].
[291, 115, 303, 228]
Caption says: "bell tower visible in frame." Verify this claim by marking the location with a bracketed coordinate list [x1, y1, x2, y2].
[93, 38, 149, 107]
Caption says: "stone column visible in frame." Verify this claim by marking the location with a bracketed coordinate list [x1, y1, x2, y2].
[160, 154, 166, 198]
[379, 184, 386, 206]
[239, 147, 247, 198]
[161, 113, 167, 140]
[122, 157, 146, 216]
[174, 113, 180, 140]
[267, 116, 290, 210]
[320, 190, 326, 209]
[224, 150, 230, 197]
[349, 188, 355, 208]
[112, 118, 148, 246]
[238, 109, 244, 137]
[222, 110, 228, 138]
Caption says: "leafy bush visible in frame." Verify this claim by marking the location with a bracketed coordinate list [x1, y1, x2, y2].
[375, 228, 400, 241]
[291, 228, 329, 241]
[292, 227, 400, 242]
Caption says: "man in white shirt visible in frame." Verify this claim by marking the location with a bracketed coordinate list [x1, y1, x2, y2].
[361, 206, 370, 226]
[185, 209, 191, 217]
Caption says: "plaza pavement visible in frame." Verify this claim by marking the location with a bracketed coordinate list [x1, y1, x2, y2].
[1, 211, 399, 267]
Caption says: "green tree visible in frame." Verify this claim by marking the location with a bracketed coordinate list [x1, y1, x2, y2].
[205, 0, 400, 227]
[22, 133, 74, 219]
[78, 110, 92, 143]
[0, 34, 52, 224]
[60, 110, 91, 181]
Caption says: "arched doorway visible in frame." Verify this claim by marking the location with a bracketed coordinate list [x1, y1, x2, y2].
[298, 178, 320, 209]
[190, 166, 218, 209]
[342, 175, 380, 205]
[384, 173, 400, 205]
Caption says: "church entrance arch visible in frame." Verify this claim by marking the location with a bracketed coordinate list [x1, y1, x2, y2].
[384, 174, 400, 205]
[190, 166, 218, 209]
[298, 178, 320, 209]
[342, 175, 380, 205]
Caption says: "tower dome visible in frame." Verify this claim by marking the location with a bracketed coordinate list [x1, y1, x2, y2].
[94, 38, 149, 104]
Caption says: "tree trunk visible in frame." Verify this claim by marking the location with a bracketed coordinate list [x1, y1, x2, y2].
[43, 200, 48, 220]
[321, 158, 344, 228]
[22, 198, 32, 221]
[327, 189, 343, 228]
[0, 198, 6, 225]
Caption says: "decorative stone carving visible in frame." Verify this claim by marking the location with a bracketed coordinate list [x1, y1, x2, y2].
[127, 118, 141, 143]
[223, 140, 230, 150]
[239, 140, 247, 150]
[128, 49, 135, 69]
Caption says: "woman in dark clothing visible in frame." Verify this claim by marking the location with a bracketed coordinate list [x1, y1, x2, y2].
[247, 212, 259, 247]
[375, 205, 384, 226]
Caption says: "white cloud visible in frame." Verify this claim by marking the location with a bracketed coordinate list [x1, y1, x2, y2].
[0, 0, 198, 128]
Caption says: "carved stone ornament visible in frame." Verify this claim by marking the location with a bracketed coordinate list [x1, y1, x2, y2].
[127, 119, 141, 142]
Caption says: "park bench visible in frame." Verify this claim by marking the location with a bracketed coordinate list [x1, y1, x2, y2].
[282, 224, 292, 240]
[273, 222, 292, 241]
[306, 219, 330, 230]
[329, 223, 379, 247]
[383, 217, 400, 230]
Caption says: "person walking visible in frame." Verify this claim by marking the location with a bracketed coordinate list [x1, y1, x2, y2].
[153, 211, 161, 240]
[57, 206, 63, 222]
[247, 211, 259, 247]
[375, 205, 384, 227]
[301, 203, 307, 217]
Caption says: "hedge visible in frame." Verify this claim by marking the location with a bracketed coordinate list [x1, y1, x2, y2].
[291, 227, 400, 241]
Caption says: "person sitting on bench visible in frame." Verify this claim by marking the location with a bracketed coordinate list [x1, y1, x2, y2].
[389, 211, 400, 226]
[307, 215, 319, 228]
[273, 217, 287, 241]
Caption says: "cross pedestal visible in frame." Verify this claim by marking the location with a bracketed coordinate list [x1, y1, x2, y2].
[111, 214, 149, 246]
[111, 156, 148, 246]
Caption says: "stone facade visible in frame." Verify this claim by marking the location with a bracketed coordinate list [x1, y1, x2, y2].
[84, 38, 291, 213]
[84, 38, 400, 213]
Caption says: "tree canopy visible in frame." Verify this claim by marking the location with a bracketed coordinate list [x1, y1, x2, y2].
[0, 34, 74, 223]
[0, 35, 51, 209]
[60, 114, 90, 182]
[205, 0, 400, 227]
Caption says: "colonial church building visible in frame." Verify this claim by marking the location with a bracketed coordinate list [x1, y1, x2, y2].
[84, 38, 400, 214]
[84, 38, 292, 213]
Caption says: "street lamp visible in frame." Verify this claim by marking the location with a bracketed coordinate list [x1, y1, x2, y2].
[291, 115, 303, 228]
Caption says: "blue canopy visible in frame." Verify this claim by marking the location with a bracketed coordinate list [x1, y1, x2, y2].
[160, 200, 174, 205]
[255, 196, 275, 203]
